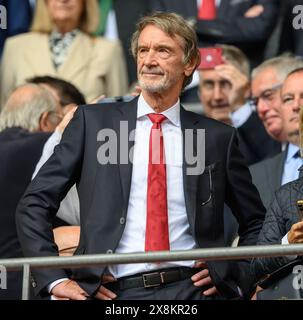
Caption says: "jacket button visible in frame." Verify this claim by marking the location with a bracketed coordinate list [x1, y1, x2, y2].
[32, 281, 37, 288]
[120, 217, 125, 225]
[106, 249, 113, 254]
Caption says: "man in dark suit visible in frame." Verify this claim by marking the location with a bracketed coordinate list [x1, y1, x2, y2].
[148, 0, 278, 68]
[16, 12, 265, 300]
[0, 83, 63, 299]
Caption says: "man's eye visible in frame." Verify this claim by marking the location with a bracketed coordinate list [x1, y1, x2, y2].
[282, 97, 293, 104]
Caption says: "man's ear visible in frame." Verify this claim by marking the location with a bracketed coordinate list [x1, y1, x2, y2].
[39, 111, 53, 132]
[184, 57, 199, 77]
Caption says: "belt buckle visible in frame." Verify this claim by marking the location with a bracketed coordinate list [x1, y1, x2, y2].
[143, 272, 163, 288]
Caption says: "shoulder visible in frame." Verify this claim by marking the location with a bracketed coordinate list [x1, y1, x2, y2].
[250, 152, 284, 172]
[275, 178, 303, 201]
[5, 32, 47, 47]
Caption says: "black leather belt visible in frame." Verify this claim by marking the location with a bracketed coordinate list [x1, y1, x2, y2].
[113, 267, 198, 290]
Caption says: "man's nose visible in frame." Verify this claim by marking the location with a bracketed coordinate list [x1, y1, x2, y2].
[213, 84, 224, 101]
[143, 50, 157, 66]
[292, 96, 302, 113]
[257, 100, 270, 118]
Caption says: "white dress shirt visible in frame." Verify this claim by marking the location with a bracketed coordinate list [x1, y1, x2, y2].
[230, 102, 253, 129]
[281, 143, 303, 186]
[108, 95, 197, 278]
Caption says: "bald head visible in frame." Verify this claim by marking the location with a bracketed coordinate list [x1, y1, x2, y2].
[0, 84, 60, 132]
[4, 84, 46, 112]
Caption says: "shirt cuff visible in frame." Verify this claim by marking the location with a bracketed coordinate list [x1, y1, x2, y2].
[281, 233, 289, 245]
[281, 233, 297, 260]
[48, 278, 69, 294]
[230, 102, 253, 128]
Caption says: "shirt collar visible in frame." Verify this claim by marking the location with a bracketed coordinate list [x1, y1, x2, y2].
[137, 94, 181, 127]
[286, 143, 300, 163]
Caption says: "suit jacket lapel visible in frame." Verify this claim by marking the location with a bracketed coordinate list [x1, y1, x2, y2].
[180, 107, 201, 236]
[112, 97, 138, 205]
[24, 33, 55, 75]
[266, 148, 287, 192]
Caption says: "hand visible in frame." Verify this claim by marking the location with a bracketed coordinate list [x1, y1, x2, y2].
[191, 260, 219, 296]
[244, 5, 264, 18]
[215, 63, 250, 111]
[90, 94, 106, 104]
[94, 275, 117, 300]
[55, 106, 77, 134]
[288, 221, 303, 243]
[51, 279, 88, 300]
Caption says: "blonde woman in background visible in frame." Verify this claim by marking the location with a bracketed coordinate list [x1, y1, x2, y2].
[0, 0, 128, 106]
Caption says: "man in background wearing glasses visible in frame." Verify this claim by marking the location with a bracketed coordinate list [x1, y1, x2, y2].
[250, 55, 303, 209]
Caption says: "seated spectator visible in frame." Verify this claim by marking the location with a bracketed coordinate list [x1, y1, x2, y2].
[198, 44, 279, 166]
[0, 83, 62, 299]
[1, 0, 128, 106]
[253, 69, 303, 281]
[250, 57, 303, 209]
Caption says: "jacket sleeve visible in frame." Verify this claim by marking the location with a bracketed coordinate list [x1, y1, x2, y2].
[252, 191, 294, 282]
[208, 128, 266, 299]
[196, 1, 277, 44]
[15, 106, 85, 295]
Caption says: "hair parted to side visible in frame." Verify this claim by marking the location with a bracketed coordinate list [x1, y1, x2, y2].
[131, 11, 201, 89]
[0, 84, 57, 132]
[31, 0, 99, 34]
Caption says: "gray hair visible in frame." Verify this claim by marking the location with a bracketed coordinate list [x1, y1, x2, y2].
[252, 53, 303, 82]
[131, 12, 201, 89]
[0, 84, 57, 131]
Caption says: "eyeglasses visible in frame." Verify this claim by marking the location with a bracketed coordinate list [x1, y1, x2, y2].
[250, 83, 282, 106]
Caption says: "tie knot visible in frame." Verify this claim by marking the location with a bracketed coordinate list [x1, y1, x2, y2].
[148, 114, 167, 125]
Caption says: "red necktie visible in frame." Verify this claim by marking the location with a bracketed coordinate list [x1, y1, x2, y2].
[145, 114, 170, 252]
[198, 0, 217, 20]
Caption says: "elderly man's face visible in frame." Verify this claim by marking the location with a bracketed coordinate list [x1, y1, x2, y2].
[251, 67, 284, 141]
[137, 25, 194, 96]
[281, 71, 303, 146]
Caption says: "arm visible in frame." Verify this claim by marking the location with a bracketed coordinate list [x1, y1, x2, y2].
[223, 129, 266, 297]
[16, 106, 85, 295]
[196, 1, 277, 44]
[252, 191, 294, 282]
[32, 131, 62, 179]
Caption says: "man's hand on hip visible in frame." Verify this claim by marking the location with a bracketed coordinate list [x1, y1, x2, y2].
[94, 275, 117, 300]
[51, 279, 88, 300]
[191, 260, 219, 296]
